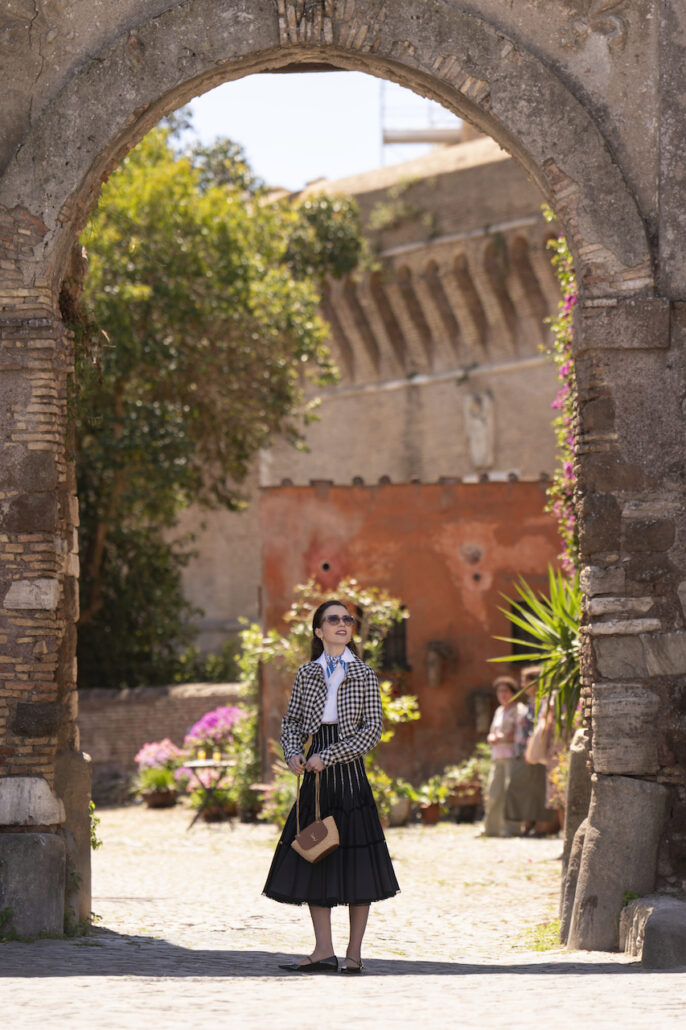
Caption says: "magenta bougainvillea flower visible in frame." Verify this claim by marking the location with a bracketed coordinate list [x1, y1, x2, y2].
[184, 705, 246, 748]
[543, 210, 578, 576]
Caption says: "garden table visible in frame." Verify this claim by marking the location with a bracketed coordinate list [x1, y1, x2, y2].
[184, 759, 236, 829]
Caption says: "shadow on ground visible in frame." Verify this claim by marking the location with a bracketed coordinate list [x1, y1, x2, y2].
[0, 928, 655, 978]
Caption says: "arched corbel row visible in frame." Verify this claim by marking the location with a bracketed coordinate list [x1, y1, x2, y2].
[368, 268, 409, 372]
[510, 235, 549, 345]
[342, 276, 381, 373]
[320, 285, 355, 381]
[453, 253, 488, 352]
[397, 265, 435, 369]
[482, 237, 518, 351]
[423, 258, 463, 360]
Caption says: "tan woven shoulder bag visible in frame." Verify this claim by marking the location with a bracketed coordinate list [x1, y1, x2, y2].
[291, 772, 339, 864]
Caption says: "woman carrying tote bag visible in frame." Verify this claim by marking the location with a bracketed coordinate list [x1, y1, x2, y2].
[263, 598, 400, 974]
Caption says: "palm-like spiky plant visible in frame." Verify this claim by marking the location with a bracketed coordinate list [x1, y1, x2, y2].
[491, 567, 581, 738]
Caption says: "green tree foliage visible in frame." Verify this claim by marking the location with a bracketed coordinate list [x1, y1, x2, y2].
[284, 195, 366, 283]
[72, 125, 363, 688]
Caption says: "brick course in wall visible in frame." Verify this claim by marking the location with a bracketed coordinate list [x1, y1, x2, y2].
[0, 208, 78, 791]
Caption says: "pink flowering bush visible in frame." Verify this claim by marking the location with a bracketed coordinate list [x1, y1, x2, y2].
[134, 738, 185, 794]
[134, 738, 185, 770]
[183, 705, 246, 750]
[174, 765, 192, 785]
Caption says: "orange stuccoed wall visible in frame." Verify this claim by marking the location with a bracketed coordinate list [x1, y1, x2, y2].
[259, 480, 562, 784]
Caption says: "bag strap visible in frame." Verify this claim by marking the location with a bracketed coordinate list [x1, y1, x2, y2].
[295, 771, 320, 834]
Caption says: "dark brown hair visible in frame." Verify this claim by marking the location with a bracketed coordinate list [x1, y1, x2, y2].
[310, 599, 360, 661]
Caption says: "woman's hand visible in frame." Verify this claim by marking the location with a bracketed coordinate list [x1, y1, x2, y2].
[305, 753, 325, 773]
[287, 754, 306, 775]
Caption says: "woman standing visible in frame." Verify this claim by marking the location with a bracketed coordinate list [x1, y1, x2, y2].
[263, 599, 400, 973]
[484, 675, 526, 838]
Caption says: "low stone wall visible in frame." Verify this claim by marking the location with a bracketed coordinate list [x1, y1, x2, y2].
[78, 683, 241, 803]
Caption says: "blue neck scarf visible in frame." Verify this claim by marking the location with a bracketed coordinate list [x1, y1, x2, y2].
[324, 652, 346, 678]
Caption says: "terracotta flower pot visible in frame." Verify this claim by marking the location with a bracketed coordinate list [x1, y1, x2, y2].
[143, 789, 178, 809]
[201, 804, 226, 822]
[202, 800, 238, 822]
[448, 786, 482, 808]
[420, 802, 441, 825]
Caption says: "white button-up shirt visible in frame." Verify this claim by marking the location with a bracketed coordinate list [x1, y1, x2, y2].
[318, 645, 354, 722]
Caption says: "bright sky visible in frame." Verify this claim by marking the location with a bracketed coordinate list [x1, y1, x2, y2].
[186, 71, 461, 191]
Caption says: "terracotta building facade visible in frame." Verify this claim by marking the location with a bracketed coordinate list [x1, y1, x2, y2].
[259, 480, 561, 781]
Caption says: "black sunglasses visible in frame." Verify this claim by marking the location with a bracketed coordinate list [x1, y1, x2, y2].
[322, 614, 355, 625]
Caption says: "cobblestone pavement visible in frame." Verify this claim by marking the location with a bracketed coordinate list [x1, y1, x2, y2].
[1, 804, 684, 1029]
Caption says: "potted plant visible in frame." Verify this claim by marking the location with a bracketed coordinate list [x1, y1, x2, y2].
[444, 747, 488, 806]
[388, 778, 418, 827]
[417, 774, 450, 825]
[134, 739, 185, 807]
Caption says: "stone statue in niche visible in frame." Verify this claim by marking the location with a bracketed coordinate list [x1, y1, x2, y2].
[463, 390, 495, 469]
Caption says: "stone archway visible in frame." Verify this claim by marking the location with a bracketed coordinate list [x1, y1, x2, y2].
[0, 0, 683, 951]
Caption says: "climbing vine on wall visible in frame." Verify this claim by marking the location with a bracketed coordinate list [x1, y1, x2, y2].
[543, 206, 578, 576]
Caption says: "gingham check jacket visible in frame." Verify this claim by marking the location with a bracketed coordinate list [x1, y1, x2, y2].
[280, 656, 383, 767]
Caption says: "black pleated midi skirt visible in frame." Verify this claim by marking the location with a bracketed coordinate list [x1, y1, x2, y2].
[263, 724, 400, 907]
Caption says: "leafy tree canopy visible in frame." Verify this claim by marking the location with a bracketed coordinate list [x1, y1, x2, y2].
[72, 123, 363, 686]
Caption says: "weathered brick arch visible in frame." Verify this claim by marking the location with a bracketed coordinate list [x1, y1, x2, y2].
[1, 0, 683, 953]
[1, 1, 651, 296]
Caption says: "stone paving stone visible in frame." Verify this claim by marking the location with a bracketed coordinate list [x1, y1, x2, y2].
[1, 804, 684, 1028]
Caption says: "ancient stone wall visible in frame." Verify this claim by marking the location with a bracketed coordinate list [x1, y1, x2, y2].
[0, 210, 79, 791]
[0, 0, 684, 949]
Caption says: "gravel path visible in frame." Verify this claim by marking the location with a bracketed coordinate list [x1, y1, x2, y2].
[1, 804, 683, 1028]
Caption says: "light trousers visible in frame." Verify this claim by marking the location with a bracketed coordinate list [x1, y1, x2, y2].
[484, 756, 521, 837]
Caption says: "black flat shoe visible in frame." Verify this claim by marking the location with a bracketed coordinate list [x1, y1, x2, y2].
[279, 956, 338, 973]
[340, 958, 363, 974]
